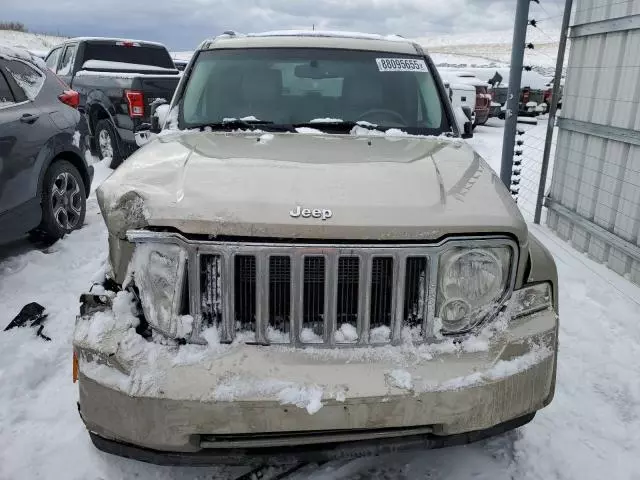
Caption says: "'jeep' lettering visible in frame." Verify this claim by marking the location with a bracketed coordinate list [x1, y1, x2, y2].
[289, 206, 333, 220]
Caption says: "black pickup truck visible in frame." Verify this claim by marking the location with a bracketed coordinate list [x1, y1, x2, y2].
[44, 38, 181, 168]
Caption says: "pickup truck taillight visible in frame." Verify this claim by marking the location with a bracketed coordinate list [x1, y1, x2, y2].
[125, 90, 144, 118]
[58, 90, 80, 109]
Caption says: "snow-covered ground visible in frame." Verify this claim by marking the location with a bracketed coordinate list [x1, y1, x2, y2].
[1, 120, 640, 479]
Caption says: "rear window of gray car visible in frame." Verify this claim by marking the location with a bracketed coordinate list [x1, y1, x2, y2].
[4, 59, 45, 100]
[0, 70, 15, 105]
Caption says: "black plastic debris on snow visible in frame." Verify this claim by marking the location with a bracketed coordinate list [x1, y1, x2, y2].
[4, 302, 51, 341]
[234, 462, 318, 480]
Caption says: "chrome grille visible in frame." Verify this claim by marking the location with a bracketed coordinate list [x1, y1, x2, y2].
[127, 231, 518, 348]
[199, 250, 427, 346]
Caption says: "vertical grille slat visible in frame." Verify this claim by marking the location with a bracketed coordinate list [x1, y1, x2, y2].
[325, 255, 338, 345]
[392, 255, 405, 344]
[369, 257, 394, 343]
[234, 255, 256, 335]
[358, 254, 372, 344]
[268, 256, 291, 343]
[256, 253, 269, 344]
[291, 253, 303, 343]
[302, 256, 325, 343]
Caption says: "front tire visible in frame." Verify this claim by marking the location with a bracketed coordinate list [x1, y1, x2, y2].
[32, 160, 87, 242]
[95, 119, 123, 169]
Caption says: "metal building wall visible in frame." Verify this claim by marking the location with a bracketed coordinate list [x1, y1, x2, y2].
[547, 0, 640, 285]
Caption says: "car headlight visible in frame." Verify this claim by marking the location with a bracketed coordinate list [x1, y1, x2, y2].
[437, 246, 512, 334]
[131, 242, 187, 338]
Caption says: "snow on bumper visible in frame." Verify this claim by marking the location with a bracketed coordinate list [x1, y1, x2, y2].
[74, 291, 557, 453]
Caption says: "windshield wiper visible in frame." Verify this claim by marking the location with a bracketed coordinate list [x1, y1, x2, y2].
[191, 119, 293, 132]
[293, 120, 385, 133]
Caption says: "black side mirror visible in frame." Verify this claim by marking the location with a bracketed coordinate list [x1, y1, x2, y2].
[460, 106, 474, 139]
[461, 121, 474, 139]
[150, 115, 161, 133]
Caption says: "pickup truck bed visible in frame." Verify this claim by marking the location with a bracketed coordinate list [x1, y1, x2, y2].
[44, 38, 181, 167]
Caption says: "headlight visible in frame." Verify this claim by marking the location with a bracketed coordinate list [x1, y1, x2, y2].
[437, 246, 512, 334]
[131, 242, 187, 338]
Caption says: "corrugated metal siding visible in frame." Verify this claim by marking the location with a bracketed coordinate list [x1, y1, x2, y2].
[547, 0, 640, 286]
[574, 0, 640, 24]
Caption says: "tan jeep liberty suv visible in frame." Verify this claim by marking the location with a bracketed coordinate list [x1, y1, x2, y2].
[73, 30, 559, 466]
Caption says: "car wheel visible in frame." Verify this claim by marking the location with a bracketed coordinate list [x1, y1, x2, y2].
[32, 160, 87, 242]
[95, 119, 123, 169]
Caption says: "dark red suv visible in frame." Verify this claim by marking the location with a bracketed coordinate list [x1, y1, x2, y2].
[473, 84, 491, 126]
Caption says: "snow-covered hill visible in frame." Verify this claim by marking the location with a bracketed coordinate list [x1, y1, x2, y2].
[0, 30, 65, 56]
[418, 29, 561, 72]
[1, 28, 560, 71]
[416, 28, 561, 48]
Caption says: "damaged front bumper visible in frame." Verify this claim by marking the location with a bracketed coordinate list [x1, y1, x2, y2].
[73, 287, 558, 465]
[85, 412, 536, 466]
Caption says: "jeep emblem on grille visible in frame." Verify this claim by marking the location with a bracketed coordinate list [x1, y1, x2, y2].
[289, 206, 333, 220]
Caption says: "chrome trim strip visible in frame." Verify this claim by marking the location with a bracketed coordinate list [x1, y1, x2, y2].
[255, 252, 269, 344]
[200, 425, 434, 449]
[358, 253, 372, 345]
[391, 252, 406, 345]
[291, 252, 303, 344]
[325, 253, 338, 346]
[188, 249, 205, 344]
[222, 252, 234, 342]
[425, 256, 439, 341]
[0, 100, 30, 111]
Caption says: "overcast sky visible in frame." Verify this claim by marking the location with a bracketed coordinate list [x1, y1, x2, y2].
[3, 0, 566, 50]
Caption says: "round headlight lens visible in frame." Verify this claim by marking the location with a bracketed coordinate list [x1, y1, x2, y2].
[441, 249, 503, 305]
[440, 298, 472, 332]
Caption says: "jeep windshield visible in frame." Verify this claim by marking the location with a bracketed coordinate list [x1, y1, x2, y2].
[179, 48, 451, 135]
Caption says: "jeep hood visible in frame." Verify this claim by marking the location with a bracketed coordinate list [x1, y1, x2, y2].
[97, 131, 527, 243]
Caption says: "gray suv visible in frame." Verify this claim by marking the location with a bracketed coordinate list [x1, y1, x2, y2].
[0, 45, 92, 244]
[73, 31, 559, 465]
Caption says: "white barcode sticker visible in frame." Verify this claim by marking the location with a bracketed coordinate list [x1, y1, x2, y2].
[376, 58, 428, 72]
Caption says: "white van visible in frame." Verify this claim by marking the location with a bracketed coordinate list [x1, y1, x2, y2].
[442, 78, 477, 127]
